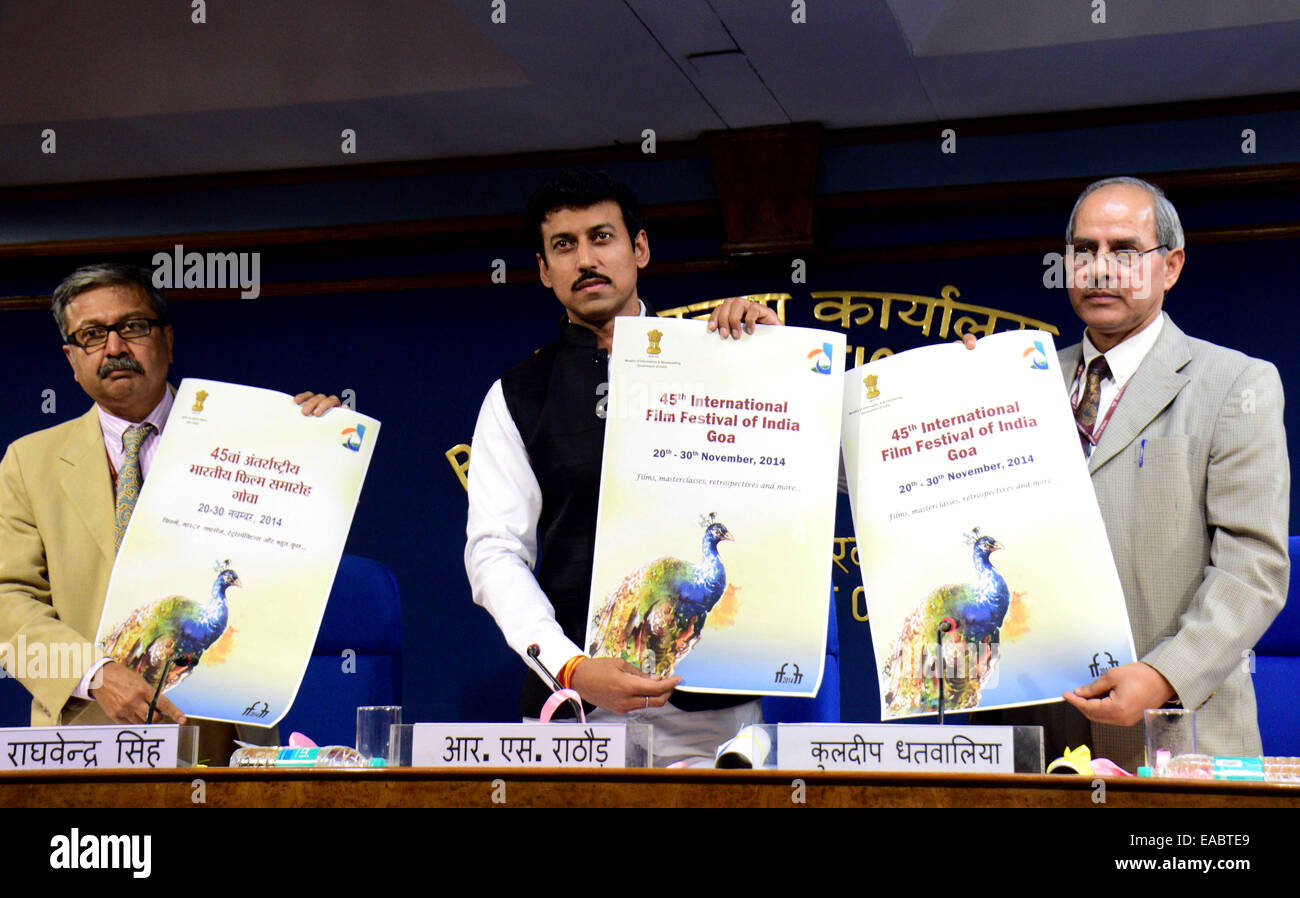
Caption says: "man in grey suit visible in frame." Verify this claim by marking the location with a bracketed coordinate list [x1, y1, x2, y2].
[1052, 176, 1290, 770]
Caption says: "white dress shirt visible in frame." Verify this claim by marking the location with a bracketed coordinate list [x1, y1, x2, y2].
[1069, 314, 1165, 451]
[97, 388, 174, 482]
[464, 379, 582, 680]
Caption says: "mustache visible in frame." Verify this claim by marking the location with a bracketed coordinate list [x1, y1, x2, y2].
[572, 270, 610, 290]
[98, 357, 145, 379]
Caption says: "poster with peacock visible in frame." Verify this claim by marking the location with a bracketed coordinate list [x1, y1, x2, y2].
[842, 331, 1135, 719]
[585, 317, 844, 696]
[94, 379, 379, 726]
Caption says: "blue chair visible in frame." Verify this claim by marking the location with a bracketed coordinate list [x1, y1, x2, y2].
[0, 673, 30, 727]
[1252, 535, 1300, 756]
[762, 590, 841, 723]
[277, 554, 403, 748]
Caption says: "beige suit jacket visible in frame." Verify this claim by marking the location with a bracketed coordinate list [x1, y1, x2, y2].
[0, 405, 117, 726]
[1060, 314, 1290, 768]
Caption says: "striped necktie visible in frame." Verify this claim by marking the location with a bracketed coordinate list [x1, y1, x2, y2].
[1074, 355, 1110, 453]
[114, 422, 155, 551]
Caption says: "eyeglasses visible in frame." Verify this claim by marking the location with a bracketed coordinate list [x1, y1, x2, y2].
[1069, 245, 1168, 270]
[65, 318, 168, 350]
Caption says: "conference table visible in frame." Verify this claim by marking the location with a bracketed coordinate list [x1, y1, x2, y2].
[2, 766, 1296, 807]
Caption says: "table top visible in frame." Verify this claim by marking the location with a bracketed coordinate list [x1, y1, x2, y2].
[2, 766, 1296, 808]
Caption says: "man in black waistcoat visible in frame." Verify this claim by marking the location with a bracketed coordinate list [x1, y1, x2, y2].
[464, 169, 776, 764]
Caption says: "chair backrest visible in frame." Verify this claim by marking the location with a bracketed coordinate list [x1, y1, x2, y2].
[277, 554, 403, 748]
[0, 675, 30, 728]
[1251, 535, 1300, 756]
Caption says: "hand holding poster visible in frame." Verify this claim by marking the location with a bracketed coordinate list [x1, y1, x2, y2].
[586, 317, 845, 696]
[94, 379, 379, 725]
[842, 331, 1135, 718]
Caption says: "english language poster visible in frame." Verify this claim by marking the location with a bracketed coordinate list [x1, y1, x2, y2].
[842, 331, 1135, 719]
[586, 316, 844, 696]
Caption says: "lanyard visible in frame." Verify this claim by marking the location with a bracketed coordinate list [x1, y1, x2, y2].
[1070, 359, 1129, 455]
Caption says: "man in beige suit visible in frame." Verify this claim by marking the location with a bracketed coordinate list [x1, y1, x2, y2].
[0, 263, 337, 734]
[1051, 178, 1290, 769]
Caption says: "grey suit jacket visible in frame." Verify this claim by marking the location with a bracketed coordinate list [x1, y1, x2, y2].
[1060, 314, 1290, 768]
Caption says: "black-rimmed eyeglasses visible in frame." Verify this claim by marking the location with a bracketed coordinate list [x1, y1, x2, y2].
[65, 318, 169, 350]
[1069, 245, 1169, 270]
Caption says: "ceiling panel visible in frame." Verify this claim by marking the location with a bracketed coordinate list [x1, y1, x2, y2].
[711, 0, 939, 127]
[912, 21, 1300, 119]
[0, 0, 528, 124]
[0, 0, 1297, 186]
[897, 0, 1300, 55]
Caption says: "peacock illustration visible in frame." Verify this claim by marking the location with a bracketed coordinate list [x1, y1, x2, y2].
[588, 513, 733, 678]
[882, 528, 1011, 715]
[100, 560, 242, 692]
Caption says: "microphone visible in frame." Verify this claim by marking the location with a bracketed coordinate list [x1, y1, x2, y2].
[527, 644, 585, 721]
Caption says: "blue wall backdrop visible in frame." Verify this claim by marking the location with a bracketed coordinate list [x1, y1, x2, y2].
[1, 107, 1296, 728]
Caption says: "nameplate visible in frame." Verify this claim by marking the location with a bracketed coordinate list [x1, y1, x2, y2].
[411, 723, 626, 768]
[0, 725, 179, 770]
[777, 723, 1014, 773]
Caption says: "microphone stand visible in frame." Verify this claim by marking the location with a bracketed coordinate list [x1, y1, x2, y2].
[146, 657, 173, 724]
[527, 645, 585, 721]
[936, 618, 955, 726]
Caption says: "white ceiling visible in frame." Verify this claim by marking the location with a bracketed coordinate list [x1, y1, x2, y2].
[1, 0, 1297, 185]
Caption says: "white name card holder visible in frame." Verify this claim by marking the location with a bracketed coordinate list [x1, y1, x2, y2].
[776, 723, 1044, 773]
[399, 723, 652, 768]
[0, 724, 197, 770]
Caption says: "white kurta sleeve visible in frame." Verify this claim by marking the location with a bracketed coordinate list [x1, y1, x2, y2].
[464, 380, 586, 682]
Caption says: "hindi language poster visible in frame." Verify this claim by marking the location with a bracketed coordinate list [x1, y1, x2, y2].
[94, 379, 379, 725]
[842, 331, 1135, 719]
[585, 316, 845, 696]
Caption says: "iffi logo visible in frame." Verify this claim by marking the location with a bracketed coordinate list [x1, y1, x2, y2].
[242, 700, 271, 719]
[341, 424, 366, 452]
[806, 343, 833, 374]
[1023, 340, 1049, 370]
[1088, 652, 1120, 678]
[774, 662, 805, 685]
